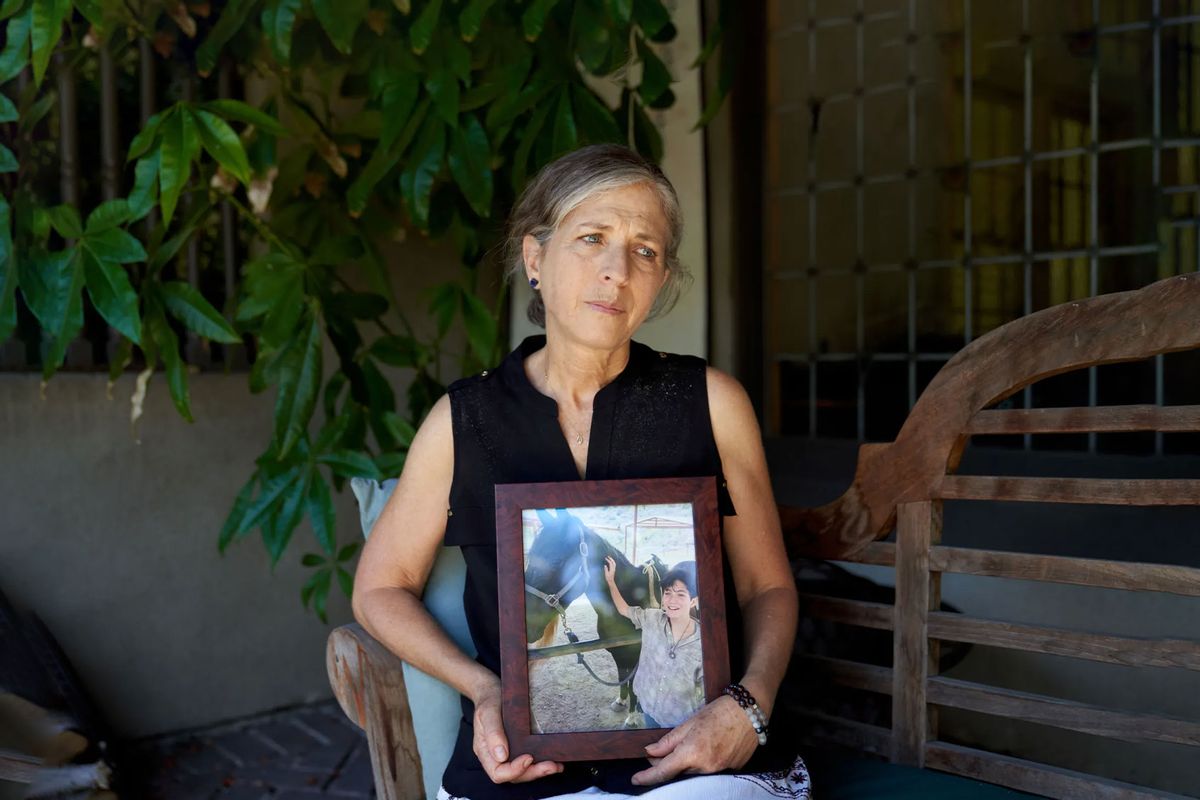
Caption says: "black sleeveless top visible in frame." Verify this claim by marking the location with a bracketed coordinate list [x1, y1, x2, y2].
[441, 336, 741, 799]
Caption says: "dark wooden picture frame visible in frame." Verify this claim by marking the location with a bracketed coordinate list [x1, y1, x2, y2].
[495, 476, 730, 762]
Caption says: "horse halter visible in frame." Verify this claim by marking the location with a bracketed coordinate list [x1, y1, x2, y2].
[525, 526, 590, 616]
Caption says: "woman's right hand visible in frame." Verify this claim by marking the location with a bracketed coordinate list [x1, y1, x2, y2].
[604, 555, 617, 583]
[472, 674, 563, 783]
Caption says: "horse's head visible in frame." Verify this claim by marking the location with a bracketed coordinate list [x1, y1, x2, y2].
[524, 508, 596, 642]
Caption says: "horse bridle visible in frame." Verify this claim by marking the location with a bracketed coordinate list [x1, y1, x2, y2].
[524, 526, 590, 616]
[524, 527, 638, 689]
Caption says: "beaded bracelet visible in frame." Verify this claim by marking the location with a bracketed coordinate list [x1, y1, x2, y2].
[722, 683, 769, 746]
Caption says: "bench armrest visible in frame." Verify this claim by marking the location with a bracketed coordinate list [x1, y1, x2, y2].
[327, 622, 425, 800]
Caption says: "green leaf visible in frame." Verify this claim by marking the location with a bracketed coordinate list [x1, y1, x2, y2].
[522, 0, 560, 41]
[0, 92, 16, 123]
[147, 197, 210, 274]
[632, 0, 670, 38]
[379, 72, 419, 151]
[369, 334, 427, 368]
[637, 37, 672, 105]
[606, 0, 632, 25]
[160, 281, 240, 343]
[127, 108, 170, 162]
[511, 100, 552, 191]
[318, 449, 383, 480]
[219, 472, 260, 553]
[30, 0, 71, 87]
[0, 6, 31, 85]
[409, 0, 441, 54]
[159, 110, 200, 227]
[571, 84, 622, 144]
[311, 568, 332, 622]
[376, 450, 407, 477]
[195, 0, 260, 77]
[336, 566, 353, 598]
[85, 199, 134, 234]
[312, 0, 366, 54]
[306, 475, 337, 556]
[428, 281, 458, 337]
[458, 0, 495, 41]
[310, 235, 365, 266]
[337, 541, 361, 561]
[0, 144, 15, 173]
[447, 114, 492, 218]
[108, 334, 132, 382]
[0, 0, 26, 22]
[39, 254, 84, 380]
[82, 227, 146, 264]
[19, 248, 75, 333]
[261, 0, 302, 64]
[275, 313, 323, 459]
[381, 411, 416, 448]
[401, 114, 445, 228]
[150, 305, 193, 421]
[460, 288, 497, 364]
[239, 465, 303, 535]
[301, 552, 325, 567]
[0, 196, 15, 342]
[193, 109, 252, 185]
[82, 249, 141, 344]
[200, 100, 288, 138]
[46, 205, 83, 239]
[127, 150, 161, 220]
[551, 88, 577, 157]
[267, 468, 309, 566]
[425, 67, 460, 127]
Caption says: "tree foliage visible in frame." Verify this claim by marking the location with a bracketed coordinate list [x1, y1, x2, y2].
[0, 0, 730, 620]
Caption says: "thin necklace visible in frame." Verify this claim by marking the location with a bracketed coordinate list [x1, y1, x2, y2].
[545, 370, 590, 445]
[666, 617, 694, 660]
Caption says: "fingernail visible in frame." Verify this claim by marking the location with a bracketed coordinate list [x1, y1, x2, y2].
[493, 746, 507, 761]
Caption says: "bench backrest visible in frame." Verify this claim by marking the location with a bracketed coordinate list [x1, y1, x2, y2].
[782, 274, 1200, 799]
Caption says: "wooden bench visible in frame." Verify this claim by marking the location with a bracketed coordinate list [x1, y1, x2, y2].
[328, 273, 1200, 799]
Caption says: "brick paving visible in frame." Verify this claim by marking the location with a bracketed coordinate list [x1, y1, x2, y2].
[122, 700, 375, 799]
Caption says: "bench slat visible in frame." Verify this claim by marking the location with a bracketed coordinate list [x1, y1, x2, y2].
[798, 594, 894, 630]
[968, 405, 1200, 435]
[929, 547, 1200, 597]
[793, 654, 893, 695]
[790, 708, 892, 757]
[927, 676, 1200, 747]
[927, 612, 1200, 671]
[934, 476, 1200, 506]
[924, 741, 1192, 800]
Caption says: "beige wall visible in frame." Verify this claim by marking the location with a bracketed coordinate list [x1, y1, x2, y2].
[0, 372, 355, 737]
[510, 0, 709, 358]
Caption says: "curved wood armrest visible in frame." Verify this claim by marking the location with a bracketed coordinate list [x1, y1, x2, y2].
[327, 623, 425, 800]
[782, 274, 1200, 561]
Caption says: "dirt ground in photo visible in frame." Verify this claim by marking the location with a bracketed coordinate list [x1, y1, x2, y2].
[528, 597, 648, 734]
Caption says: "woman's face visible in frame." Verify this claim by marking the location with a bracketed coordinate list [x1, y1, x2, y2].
[662, 580, 697, 622]
[524, 182, 671, 351]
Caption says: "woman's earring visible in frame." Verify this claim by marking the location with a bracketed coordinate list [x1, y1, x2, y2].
[529, 277, 539, 288]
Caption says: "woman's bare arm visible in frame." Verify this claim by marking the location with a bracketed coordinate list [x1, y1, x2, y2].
[351, 394, 561, 784]
[633, 368, 798, 786]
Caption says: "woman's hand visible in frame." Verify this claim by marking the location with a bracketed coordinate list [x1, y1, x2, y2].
[632, 696, 758, 786]
[604, 555, 617, 583]
[471, 674, 563, 784]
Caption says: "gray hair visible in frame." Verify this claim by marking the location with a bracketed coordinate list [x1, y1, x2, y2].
[504, 144, 692, 327]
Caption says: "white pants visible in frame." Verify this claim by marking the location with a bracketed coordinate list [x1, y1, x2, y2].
[436, 755, 811, 800]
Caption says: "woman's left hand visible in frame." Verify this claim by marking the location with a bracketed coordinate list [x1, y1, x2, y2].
[631, 696, 759, 786]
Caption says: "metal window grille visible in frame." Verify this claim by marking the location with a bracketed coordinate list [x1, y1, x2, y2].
[764, 0, 1200, 455]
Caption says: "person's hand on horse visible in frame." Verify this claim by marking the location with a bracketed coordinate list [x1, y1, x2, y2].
[631, 695, 758, 786]
[603, 555, 617, 583]
[471, 674, 563, 784]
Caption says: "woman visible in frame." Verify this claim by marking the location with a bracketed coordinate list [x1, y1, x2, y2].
[353, 145, 806, 799]
[603, 557, 704, 729]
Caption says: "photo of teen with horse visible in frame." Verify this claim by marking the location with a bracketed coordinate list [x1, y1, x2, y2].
[521, 504, 697, 734]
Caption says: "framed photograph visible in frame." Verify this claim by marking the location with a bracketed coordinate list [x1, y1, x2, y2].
[495, 476, 730, 762]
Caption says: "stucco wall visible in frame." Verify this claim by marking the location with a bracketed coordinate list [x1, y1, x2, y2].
[0, 372, 355, 738]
